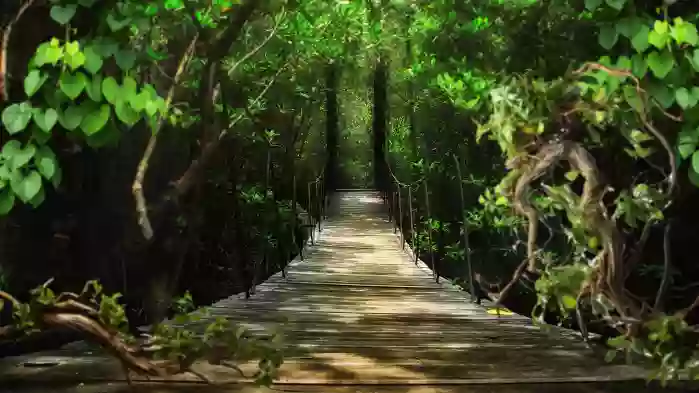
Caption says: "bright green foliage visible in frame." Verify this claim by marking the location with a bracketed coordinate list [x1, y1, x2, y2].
[1, 0, 175, 215]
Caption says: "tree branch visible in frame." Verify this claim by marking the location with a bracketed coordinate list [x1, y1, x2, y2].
[132, 34, 200, 240]
[0, 0, 37, 103]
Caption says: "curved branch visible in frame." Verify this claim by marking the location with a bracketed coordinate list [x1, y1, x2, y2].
[0, 0, 37, 103]
[132, 34, 200, 240]
[653, 220, 673, 313]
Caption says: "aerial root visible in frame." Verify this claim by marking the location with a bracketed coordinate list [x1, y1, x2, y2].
[498, 141, 641, 323]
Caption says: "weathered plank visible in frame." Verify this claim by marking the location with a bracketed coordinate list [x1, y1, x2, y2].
[0, 190, 657, 391]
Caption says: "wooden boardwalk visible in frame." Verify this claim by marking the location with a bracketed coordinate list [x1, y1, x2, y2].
[0, 191, 663, 392]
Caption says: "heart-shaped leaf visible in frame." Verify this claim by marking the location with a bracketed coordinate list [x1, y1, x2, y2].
[50, 5, 77, 25]
[130, 91, 150, 112]
[0, 140, 20, 160]
[83, 46, 104, 74]
[59, 72, 87, 100]
[80, 104, 111, 136]
[24, 70, 48, 97]
[10, 143, 36, 169]
[106, 14, 132, 32]
[59, 105, 86, 131]
[11, 170, 42, 203]
[85, 74, 102, 102]
[631, 25, 650, 52]
[646, 50, 675, 79]
[34, 108, 59, 133]
[115, 100, 141, 126]
[2, 102, 33, 135]
[34, 146, 58, 180]
[102, 77, 120, 104]
[115, 50, 136, 71]
[598, 25, 618, 49]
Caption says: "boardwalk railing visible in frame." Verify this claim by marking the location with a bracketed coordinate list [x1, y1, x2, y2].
[380, 155, 478, 302]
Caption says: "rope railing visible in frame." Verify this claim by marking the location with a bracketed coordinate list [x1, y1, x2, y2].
[249, 156, 327, 295]
[381, 155, 477, 303]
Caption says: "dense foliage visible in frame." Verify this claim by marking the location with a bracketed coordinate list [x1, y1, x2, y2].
[2, 0, 699, 386]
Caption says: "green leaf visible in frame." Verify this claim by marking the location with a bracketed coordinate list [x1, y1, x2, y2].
[675, 88, 697, 109]
[10, 143, 36, 169]
[121, 76, 138, 97]
[102, 77, 120, 104]
[677, 127, 697, 160]
[692, 150, 699, 179]
[80, 104, 111, 135]
[616, 55, 632, 70]
[65, 41, 79, 56]
[91, 38, 119, 57]
[0, 140, 20, 160]
[585, 0, 603, 11]
[690, 49, 699, 72]
[31, 126, 51, 145]
[33, 108, 59, 133]
[33, 43, 62, 67]
[648, 82, 674, 108]
[598, 26, 618, 50]
[631, 54, 648, 77]
[11, 170, 42, 203]
[145, 99, 160, 117]
[605, 0, 626, 10]
[0, 190, 15, 215]
[64, 50, 86, 71]
[2, 102, 33, 135]
[115, 100, 141, 126]
[85, 74, 102, 101]
[106, 14, 132, 32]
[50, 5, 77, 25]
[671, 20, 699, 46]
[28, 184, 45, 208]
[623, 86, 644, 113]
[115, 50, 136, 71]
[34, 146, 57, 180]
[615, 17, 642, 38]
[50, 166, 62, 188]
[24, 70, 48, 97]
[607, 335, 628, 349]
[631, 25, 650, 52]
[83, 46, 104, 74]
[561, 295, 577, 310]
[646, 51, 675, 79]
[129, 91, 150, 112]
[59, 72, 87, 100]
[59, 105, 86, 131]
[648, 29, 669, 49]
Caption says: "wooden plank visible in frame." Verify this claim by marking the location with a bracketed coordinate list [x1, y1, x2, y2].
[2, 381, 676, 393]
[0, 354, 648, 385]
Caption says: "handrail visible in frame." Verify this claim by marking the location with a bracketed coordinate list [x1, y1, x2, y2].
[249, 154, 327, 295]
[381, 155, 477, 303]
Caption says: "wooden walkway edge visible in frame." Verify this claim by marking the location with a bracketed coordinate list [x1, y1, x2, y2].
[0, 191, 667, 392]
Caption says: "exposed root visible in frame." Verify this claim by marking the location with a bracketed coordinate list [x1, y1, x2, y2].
[501, 141, 641, 324]
[0, 289, 212, 382]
